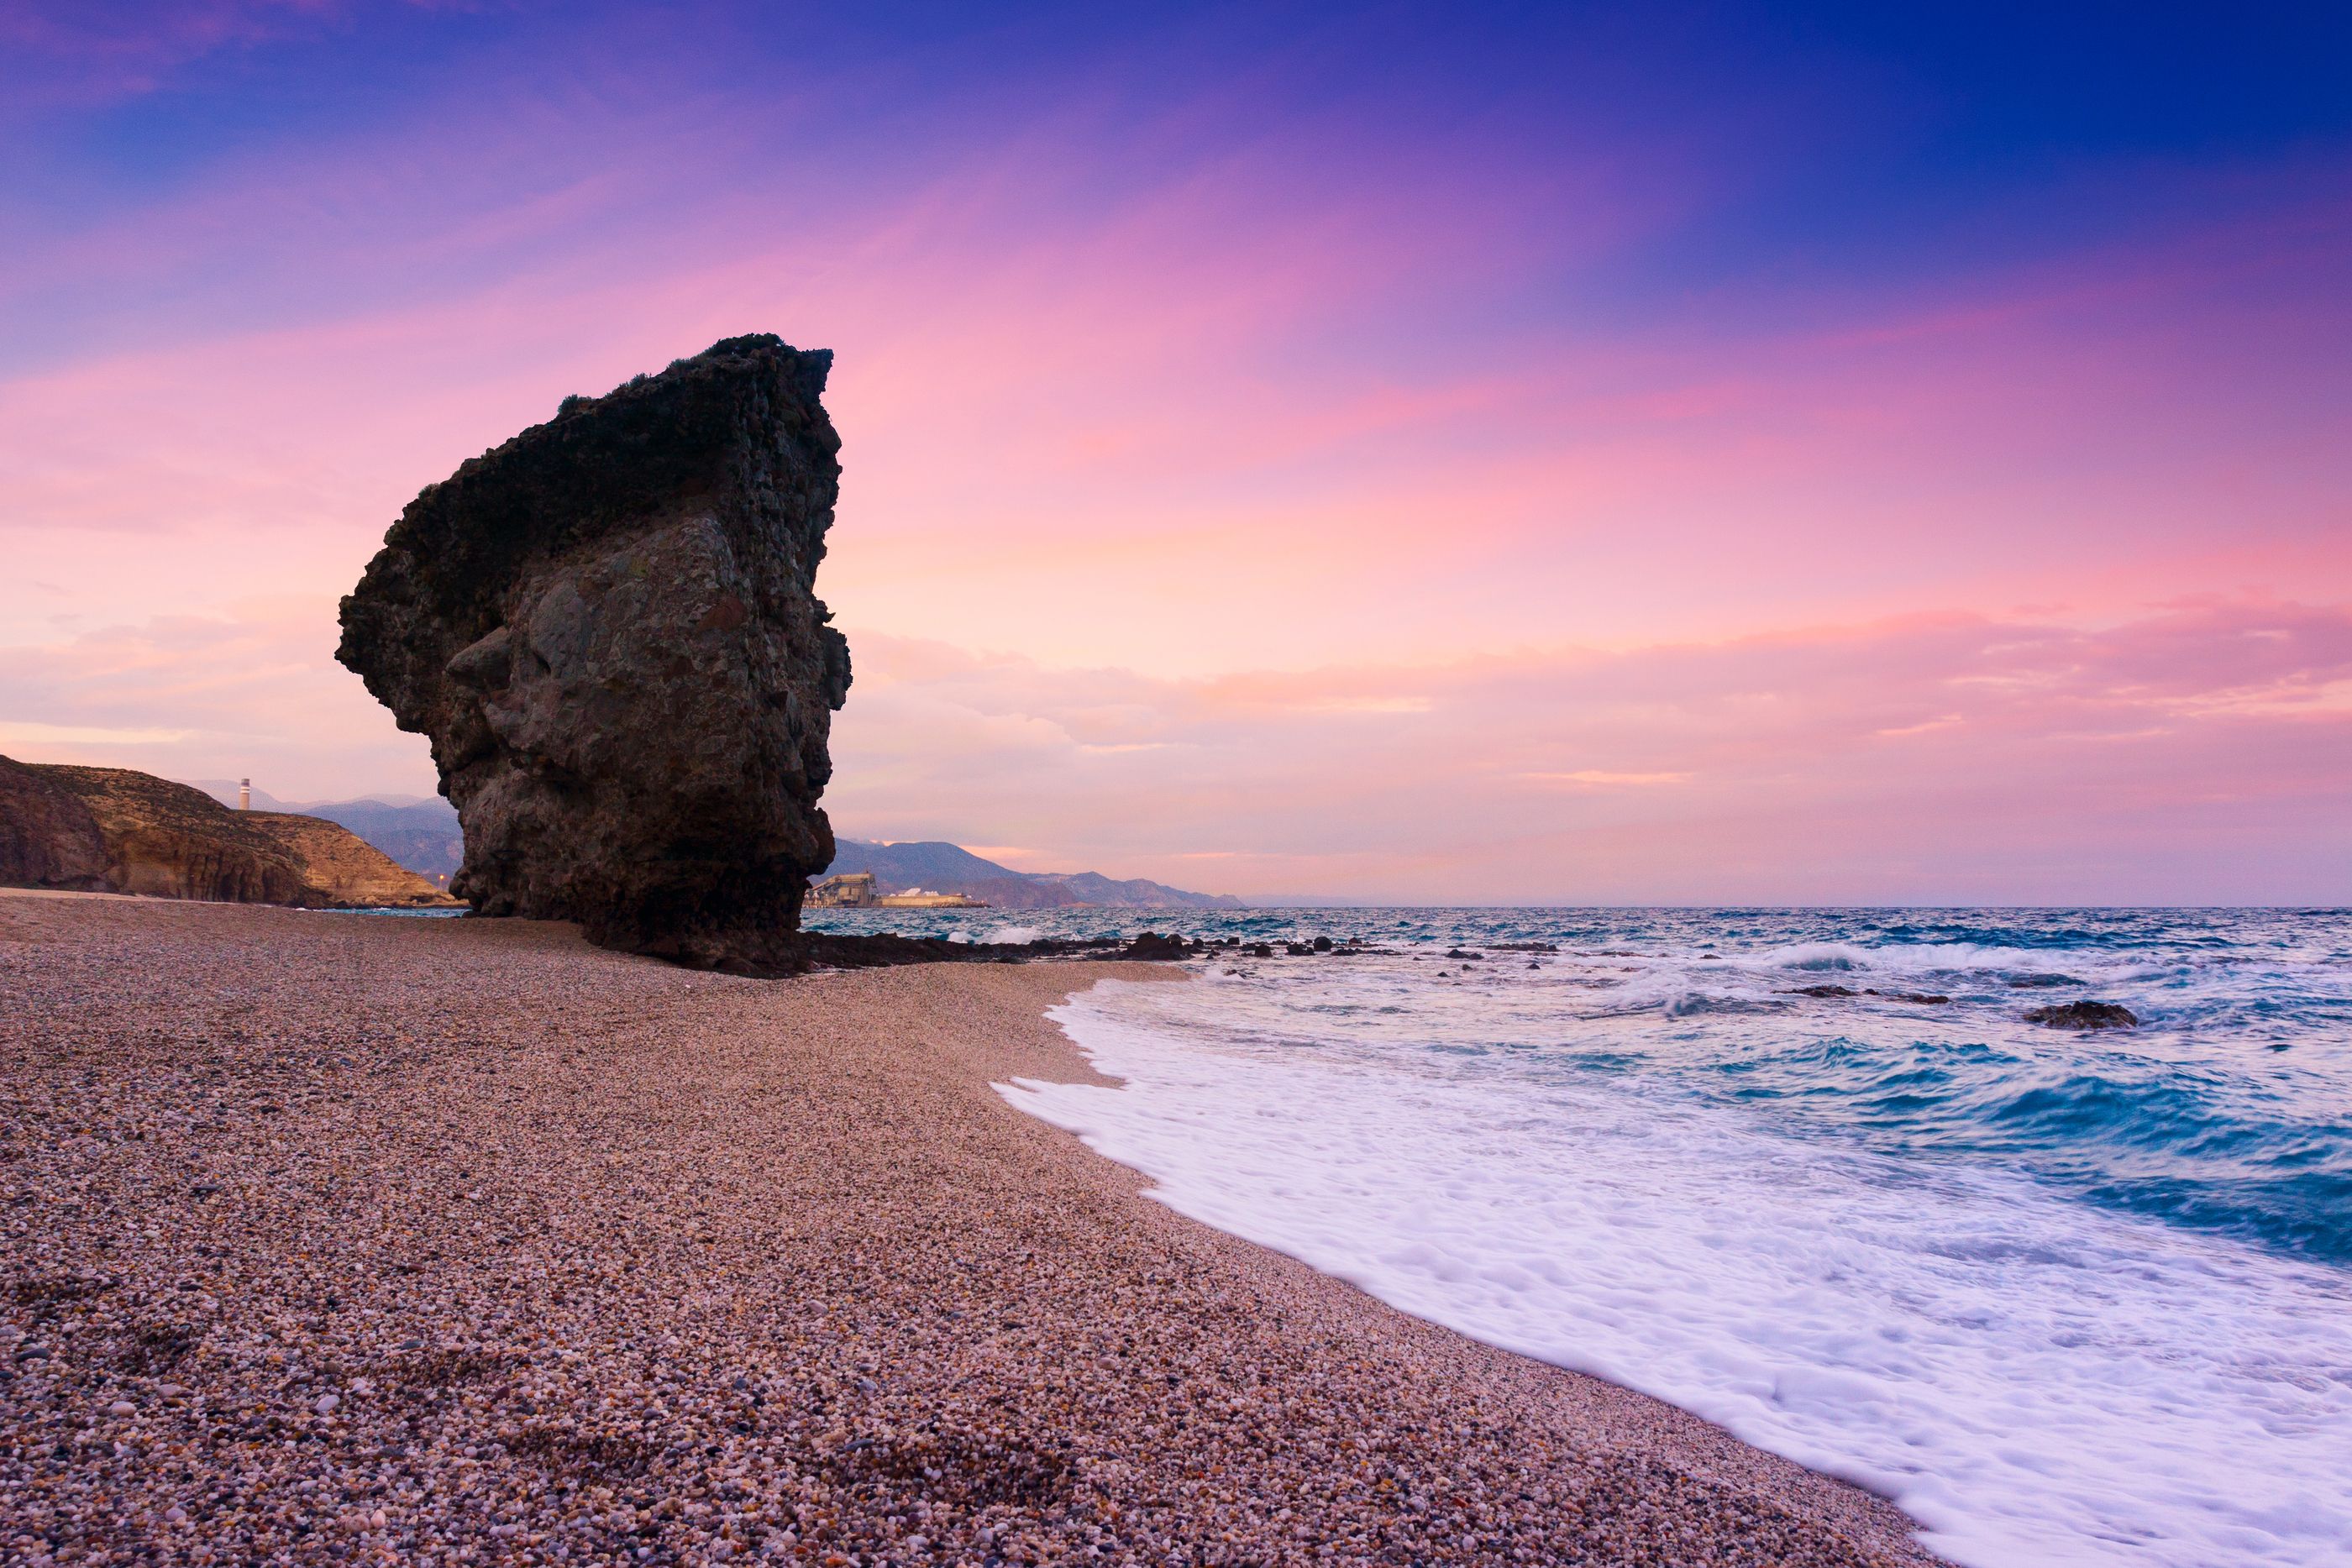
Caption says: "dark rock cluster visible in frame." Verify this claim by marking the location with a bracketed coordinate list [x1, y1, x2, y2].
[2024, 1000, 2139, 1030]
[700, 930, 1206, 978]
[337, 335, 852, 965]
[1785, 983, 1950, 1004]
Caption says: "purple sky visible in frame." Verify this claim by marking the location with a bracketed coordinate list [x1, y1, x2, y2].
[3, 3, 2347, 902]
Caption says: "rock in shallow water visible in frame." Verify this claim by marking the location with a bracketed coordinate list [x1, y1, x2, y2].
[1122, 931, 1193, 961]
[2024, 1000, 2139, 1030]
[337, 334, 851, 962]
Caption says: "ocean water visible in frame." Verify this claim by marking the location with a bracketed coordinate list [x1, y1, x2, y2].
[807, 907, 2352, 1567]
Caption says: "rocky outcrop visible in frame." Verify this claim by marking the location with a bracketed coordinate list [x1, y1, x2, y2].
[242, 812, 460, 908]
[2024, 1000, 2139, 1030]
[725, 928, 1197, 976]
[50, 764, 311, 903]
[0, 759, 454, 908]
[1122, 932, 1194, 961]
[335, 335, 851, 965]
[0, 756, 110, 892]
[297, 798, 465, 882]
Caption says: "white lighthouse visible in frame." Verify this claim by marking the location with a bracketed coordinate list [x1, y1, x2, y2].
[239, 778, 250, 811]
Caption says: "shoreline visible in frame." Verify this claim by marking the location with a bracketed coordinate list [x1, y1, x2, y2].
[1, 892, 1937, 1565]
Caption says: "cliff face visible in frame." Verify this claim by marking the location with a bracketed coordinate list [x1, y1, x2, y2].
[0, 756, 110, 892]
[0, 759, 454, 908]
[299, 799, 464, 881]
[334, 334, 850, 963]
[242, 812, 459, 909]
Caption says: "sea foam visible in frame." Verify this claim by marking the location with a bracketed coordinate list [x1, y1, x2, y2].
[1001, 954, 2352, 1568]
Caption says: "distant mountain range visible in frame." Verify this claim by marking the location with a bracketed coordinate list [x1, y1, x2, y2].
[186, 781, 464, 881]
[824, 839, 1243, 910]
[179, 785, 1242, 909]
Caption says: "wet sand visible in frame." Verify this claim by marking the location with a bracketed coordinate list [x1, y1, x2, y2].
[0, 891, 1939, 1565]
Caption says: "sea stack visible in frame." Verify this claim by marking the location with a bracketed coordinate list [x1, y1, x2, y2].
[335, 334, 852, 965]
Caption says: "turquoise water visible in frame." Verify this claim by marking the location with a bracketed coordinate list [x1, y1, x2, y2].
[811, 905, 2352, 1267]
[814, 905, 2352, 1565]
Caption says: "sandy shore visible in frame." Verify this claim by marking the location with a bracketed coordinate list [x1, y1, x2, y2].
[0, 892, 1938, 1566]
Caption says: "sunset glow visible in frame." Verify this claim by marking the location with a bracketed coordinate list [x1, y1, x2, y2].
[4, 3, 2346, 901]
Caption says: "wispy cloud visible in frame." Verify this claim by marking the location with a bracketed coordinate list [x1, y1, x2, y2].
[1521, 770, 1692, 786]
[0, 610, 425, 797]
[0, 720, 193, 746]
[825, 600, 2352, 904]
[2, 6, 2347, 902]
[1, 1, 339, 110]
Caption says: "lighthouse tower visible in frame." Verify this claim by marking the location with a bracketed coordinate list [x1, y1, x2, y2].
[239, 778, 251, 811]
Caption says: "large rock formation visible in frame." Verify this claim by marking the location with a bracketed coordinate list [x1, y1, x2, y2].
[0, 758, 454, 908]
[335, 334, 851, 963]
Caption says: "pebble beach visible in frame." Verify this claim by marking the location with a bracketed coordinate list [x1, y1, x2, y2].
[0, 891, 1939, 1566]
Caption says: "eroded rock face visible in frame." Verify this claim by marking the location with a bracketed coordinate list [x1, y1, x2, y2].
[0, 756, 109, 892]
[0, 758, 453, 908]
[242, 812, 462, 909]
[335, 334, 851, 961]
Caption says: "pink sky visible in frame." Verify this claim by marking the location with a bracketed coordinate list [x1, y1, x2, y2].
[3, 6, 2346, 903]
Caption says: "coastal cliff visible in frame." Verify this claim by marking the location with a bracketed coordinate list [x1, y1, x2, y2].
[0, 756, 110, 892]
[0, 758, 454, 908]
[336, 334, 850, 966]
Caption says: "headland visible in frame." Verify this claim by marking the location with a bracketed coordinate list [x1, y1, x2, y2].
[0, 757, 454, 910]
